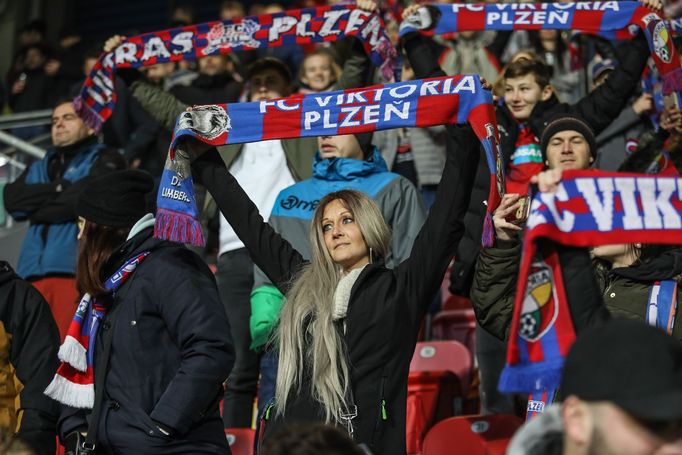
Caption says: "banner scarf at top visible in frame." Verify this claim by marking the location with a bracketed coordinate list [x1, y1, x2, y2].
[153, 75, 504, 248]
[44, 251, 149, 408]
[399, 2, 682, 96]
[75, 5, 397, 132]
[498, 170, 682, 409]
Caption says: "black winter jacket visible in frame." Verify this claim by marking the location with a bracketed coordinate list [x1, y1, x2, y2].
[58, 228, 234, 454]
[193, 118, 481, 453]
[0, 261, 59, 455]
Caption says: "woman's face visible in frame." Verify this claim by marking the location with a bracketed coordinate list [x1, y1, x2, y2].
[302, 54, 335, 92]
[321, 199, 369, 272]
[592, 243, 638, 266]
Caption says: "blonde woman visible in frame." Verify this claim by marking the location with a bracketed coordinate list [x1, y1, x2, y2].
[189, 120, 481, 453]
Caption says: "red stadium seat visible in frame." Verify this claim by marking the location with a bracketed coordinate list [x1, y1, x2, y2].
[407, 341, 473, 454]
[422, 414, 524, 455]
[225, 428, 255, 455]
[431, 309, 478, 356]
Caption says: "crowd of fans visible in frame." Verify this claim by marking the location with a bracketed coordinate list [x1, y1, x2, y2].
[1, 0, 682, 454]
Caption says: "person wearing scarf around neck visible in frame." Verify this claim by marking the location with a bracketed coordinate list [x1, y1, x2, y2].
[186, 82, 484, 451]
[52, 170, 234, 455]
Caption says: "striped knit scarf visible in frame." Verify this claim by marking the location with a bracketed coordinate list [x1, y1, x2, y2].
[399, 2, 682, 96]
[75, 5, 396, 132]
[499, 170, 682, 415]
[44, 252, 149, 408]
[153, 75, 504, 247]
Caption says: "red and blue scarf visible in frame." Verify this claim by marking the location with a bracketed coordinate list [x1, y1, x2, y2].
[44, 251, 149, 408]
[153, 75, 505, 247]
[499, 170, 682, 416]
[75, 5, 396, 132]
[399, 2, 682, 96]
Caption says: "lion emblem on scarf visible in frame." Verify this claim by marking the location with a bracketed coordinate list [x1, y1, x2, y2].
[519, 263, 559, 341]
[177, 105, 231, 140]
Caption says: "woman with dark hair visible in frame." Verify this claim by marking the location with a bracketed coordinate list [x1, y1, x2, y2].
[47, 170, 234, 454]
[592, 242, 682, 340]
[188, 109, 482, 453]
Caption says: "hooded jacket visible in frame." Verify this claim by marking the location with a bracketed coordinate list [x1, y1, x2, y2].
[249, 148, 426, 349]
[193, 118, 481, 454]
[0, 261, 60, 455]
[57, 227, 235, 454]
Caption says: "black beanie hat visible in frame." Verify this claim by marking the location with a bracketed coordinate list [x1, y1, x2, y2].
[76, 170, 154, 228]
[354, 132, 374, 158]
[540, 113, 597, 162]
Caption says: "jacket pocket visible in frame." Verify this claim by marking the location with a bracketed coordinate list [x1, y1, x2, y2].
[370, 375, 388, 448]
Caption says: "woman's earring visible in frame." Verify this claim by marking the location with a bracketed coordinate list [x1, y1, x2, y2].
[369, 247, 373, 264]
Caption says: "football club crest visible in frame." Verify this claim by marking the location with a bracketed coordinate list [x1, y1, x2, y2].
[519, 263, 559, 341]
[177, 105, 231, 140]
[203, 19, 261, 54]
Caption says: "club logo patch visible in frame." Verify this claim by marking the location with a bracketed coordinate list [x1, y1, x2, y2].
[519, 263, 558, 341]
[203, 19, 261, 54]
[177, 105, 231, 140]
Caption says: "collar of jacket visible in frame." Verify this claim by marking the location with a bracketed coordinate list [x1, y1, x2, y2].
[52, 135, 99, 161]
[611, 249, 682, 282]
[98, 227, 167, 282]
[312, 148, 388, 182]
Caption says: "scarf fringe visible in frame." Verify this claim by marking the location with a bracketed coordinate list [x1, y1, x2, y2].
[482, 213, 495, 248]
[154, 207, 205, 247]
[44, 375, 94, 409]
[58, 335, 87, 372]
[498, 361, 564, 394]
[73, 96, 103, 133]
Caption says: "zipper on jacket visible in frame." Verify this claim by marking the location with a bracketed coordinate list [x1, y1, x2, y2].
[371, 375, 388, 447]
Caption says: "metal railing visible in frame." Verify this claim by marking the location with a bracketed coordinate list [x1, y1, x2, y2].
[0, 109, 52, 160]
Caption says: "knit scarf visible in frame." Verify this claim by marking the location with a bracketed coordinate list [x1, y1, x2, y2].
[75, 5, 396, 132]
[44, 251, 149, 408]
[154, 75, 505, 247]
[399, 2, 682, 96]
[499, 170, 682, 414]
[506, 124, 543, 195]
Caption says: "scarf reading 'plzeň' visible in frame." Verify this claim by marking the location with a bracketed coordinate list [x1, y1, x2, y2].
[75, 5, 396, 132]
[44, 252, 149, 408]
[499, 170, 682, 411]
[400, 2, 682, 96]
[153, 75, 504, 247]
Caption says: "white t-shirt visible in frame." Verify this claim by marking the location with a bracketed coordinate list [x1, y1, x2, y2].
[218, 140, 295, 256]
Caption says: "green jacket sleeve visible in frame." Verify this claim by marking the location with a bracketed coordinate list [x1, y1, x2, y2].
[250, 285, 285, 350]
[130, 80, 188, 131]
[470, 239, 521, 341]
[335, 37, 372, 90]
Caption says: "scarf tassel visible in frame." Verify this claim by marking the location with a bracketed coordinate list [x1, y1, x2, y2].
[154, 207, 205, 247]
[44, 374, 95, 409]
[498, 361, 564, 394]
[482, 213, 495, 248]
[57, 335, 88, 372]
[72, 96, 103, 133]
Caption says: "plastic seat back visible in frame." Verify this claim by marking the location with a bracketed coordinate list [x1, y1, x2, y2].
[225, 428, 255, 455]
[422, 414, 524, 455]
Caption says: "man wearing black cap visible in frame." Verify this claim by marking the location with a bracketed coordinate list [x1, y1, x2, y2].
[56, 170, 234, 454]
[507, 319, 682, 455]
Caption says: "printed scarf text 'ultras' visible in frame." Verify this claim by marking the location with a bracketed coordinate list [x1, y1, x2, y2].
[400, 2, 682, 96]
[44, 252, 149, 408]
[75, 4, 397, 131]
[499, 170, 682, 413]
[153, 75, 505, 247]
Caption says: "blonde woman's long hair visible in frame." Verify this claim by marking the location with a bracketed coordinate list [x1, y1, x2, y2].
[274, 190, 391, 423]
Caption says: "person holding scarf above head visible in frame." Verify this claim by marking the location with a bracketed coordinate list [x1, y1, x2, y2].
[185, 75, 487, 452]
[47, 170, 234, 455]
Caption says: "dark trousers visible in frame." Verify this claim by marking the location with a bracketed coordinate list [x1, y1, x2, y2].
[476, 324, 515, 414]
[216, 248, 259, 428]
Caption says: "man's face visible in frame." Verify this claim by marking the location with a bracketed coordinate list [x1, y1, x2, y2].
[565, 400, 682, 455]
[24, 48, 46, 70]
[317, 135, 364, 160]
[504, 73, 552, 122]
[544, 130, 592, 170]
[51, 102, 94, 147]
[198, 55, 231, 76]
[145, 62, 175, 83]
[250, 68, 290, 101]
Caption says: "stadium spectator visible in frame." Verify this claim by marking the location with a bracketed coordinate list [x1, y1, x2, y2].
[54, 170, 234, 454]
[0, 261, 59, 455]
[3, 99, 125, 340]
[297, 47, 342, 94]
[507, 319, 682, 455]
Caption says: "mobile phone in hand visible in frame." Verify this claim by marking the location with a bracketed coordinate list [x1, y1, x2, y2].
[504, 195, 531, 225]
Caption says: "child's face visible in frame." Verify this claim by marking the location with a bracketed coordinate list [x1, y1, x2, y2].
[301, 54, 335, 92]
